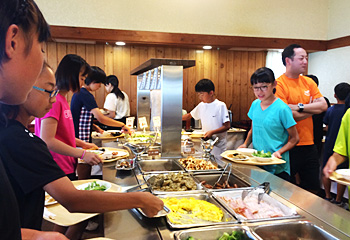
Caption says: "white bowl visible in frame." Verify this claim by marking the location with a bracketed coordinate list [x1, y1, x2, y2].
[236, 148, 257, 156]
[253, 156, 273, 163]
[335, 169, 350, 181]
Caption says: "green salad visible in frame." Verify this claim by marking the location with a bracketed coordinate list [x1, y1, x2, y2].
[84, 181, 107, 191]
[252, 150, 272, 158]
[186, 230, 250, 240]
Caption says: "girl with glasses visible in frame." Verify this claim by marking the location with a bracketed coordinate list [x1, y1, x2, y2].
[238, 67, 299, 181]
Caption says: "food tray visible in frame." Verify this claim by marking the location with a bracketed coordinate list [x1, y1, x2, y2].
[115, 159, 135, 170]
[177, 157, 225, 173]
[174, 225, 259, 240]
[212, 190, 300, 223]
[158, 192, 237, 229]
[137, 159, 185, 174]
[221, 150, 286, 166]
[143, 172, 205, 195]
[192, 172, 252, 191]
[251, 221, 339, 240]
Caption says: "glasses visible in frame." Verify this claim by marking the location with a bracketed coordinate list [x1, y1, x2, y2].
[252, 84, 270, 92]
[32, 86, 59, 98]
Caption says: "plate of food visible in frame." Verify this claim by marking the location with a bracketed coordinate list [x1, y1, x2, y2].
[76, 180, 111, 192]
[236, 148, 257, 156]
[91, 130, 123, 139]
[225, 152, 249, 161]
[87, 147, 129, 162]
[45, 192, 57, 206]
[252, 150, 273, 163]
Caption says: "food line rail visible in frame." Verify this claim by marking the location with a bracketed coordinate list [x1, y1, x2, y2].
[101, 147, 350, 240]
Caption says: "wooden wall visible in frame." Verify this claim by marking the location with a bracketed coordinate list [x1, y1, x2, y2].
[43, 42, 266, 122]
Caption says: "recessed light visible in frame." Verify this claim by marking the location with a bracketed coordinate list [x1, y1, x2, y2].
[116, 41, 126, 46]
[203, 46, 212, 50]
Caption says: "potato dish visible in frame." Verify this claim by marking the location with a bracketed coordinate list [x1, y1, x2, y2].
[179, 156, 217, 170]
[147, 172, 197, 191]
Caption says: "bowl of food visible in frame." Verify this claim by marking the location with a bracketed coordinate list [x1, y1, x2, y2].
[252, 150, 273, 163]
[115, 159, 134, 170]
[76, 180, 111, 191]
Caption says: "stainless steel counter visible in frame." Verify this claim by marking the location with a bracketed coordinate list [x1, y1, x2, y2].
[101, 144, 350, 240]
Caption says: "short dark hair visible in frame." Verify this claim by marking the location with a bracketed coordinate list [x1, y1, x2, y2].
[335, 82, 350, 101]
[0, 0, 50, 65]
[195, 79, 215, 93]
[250, 67, 275, 85]
[55, 54, 91, 92]
[282, 44, 302, 66]
[305, 74, 319, 86]
[85, 66, 106, 85]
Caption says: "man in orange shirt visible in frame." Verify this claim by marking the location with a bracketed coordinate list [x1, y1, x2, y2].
[275, 44, 328, 194]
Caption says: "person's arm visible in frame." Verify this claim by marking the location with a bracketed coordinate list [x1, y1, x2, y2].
[21, 228, 68, 240]
[92, 124, 104, 134]
[75, 138, 98, 150]
[288, 97, 328, 117]
[104, 109, 116, 119]
[204, 121, 230, 139]
[40, 118, 101, 166]
[238, 128, 252, 149]
[90, 108, 131, 134]
[44, 177, 164, 217]
[182, 113, 192, 121]
[323, 152, 347, 178]
[273, 125, 299, 158]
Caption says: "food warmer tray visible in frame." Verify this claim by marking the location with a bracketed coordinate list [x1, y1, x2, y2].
[137, 159, 185, 174]
[192, 172, 252, 192]
[158, 192, 237, 229]
[176, 158, 226, 173]
[212, 190, 300, 223]
[143, 172, 205, 195]
[174, 225, 259, 240]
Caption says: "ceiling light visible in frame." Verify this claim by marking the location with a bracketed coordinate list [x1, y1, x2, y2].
[116, 41, 126, 46]
[203, 46, 212, 50]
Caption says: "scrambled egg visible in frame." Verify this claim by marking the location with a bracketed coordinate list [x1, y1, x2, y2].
[162, 197, 223, 224]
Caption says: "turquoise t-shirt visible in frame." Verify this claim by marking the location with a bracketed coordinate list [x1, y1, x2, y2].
[248, 98, 296, 175]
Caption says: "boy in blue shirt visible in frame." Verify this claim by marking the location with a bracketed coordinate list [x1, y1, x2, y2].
[322, 82, 350, 207]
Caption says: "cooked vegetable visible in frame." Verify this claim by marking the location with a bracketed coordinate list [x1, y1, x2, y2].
[218, 230, 250, 240]
[252, 150, 272, 158]
[186, 237, 195, 240]
[84, 181, 107, 191]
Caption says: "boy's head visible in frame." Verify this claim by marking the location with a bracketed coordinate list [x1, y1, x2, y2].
[195, 79, 215, 103]
[85, 66, 106, 86]
[306, 74, 319, 86]
[195, 79, 215, 93]
[334, 82, 350, 101]
[0, 0, 50, 104]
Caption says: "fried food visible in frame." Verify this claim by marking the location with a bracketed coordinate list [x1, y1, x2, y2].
[179, 156, 217, 170]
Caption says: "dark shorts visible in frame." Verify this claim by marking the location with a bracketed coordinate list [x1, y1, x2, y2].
[290, 145, 320, 191]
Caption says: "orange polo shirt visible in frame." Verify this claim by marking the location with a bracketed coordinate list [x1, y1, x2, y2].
[275, 74, 323, 146]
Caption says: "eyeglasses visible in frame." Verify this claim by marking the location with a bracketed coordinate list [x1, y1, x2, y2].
[252, 84, 270, 92]
[32, 86, 59, 98]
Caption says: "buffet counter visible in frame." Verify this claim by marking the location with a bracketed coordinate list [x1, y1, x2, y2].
[101, 142, 350, 240]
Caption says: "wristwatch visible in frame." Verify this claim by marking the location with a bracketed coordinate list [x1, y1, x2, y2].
[297, 103, 304, 112]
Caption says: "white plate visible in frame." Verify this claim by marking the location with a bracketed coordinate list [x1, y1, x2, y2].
[335, 169, 350, 181]
[253, 156, 273, 163]
[236, 148, 257, 155]
[76, 181, 111, 191]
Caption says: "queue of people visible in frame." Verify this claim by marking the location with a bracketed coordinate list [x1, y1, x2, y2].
[0, 1, 349, 240]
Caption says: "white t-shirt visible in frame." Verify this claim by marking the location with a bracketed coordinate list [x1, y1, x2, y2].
[104, 91, 130, 119]
[190, 99, 230, 156]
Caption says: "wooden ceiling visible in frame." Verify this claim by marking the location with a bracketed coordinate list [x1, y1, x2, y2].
[50, 25, 350, 52]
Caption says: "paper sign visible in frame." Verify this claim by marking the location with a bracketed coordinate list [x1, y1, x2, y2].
[138, 117, 148, 129]
[152, 116, 161, 130]
[126, 117, 135, 129]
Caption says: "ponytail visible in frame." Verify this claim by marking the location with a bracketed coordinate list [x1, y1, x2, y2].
[106, 75, 125, 100]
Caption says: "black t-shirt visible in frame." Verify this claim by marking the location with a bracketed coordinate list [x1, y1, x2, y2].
[0, 156, 21, 240]
[0, 120, 66, 230]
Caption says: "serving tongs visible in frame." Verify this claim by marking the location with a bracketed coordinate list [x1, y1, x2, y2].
[241, 182, 270, 204]
[213, 163, 232, 188]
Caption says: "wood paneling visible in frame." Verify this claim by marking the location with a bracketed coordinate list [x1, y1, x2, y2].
[44, 43, 266, 121]
[50, 25, 328, 51]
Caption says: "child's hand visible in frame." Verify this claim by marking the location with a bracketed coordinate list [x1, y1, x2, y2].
[83, 142, 99, 150]
[204, 130, 214, 139]
[237, 143, 247, 149]
[122, 125, 132, 135]
[95, 126, 104, 134]
[272, 151, 282, 159]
